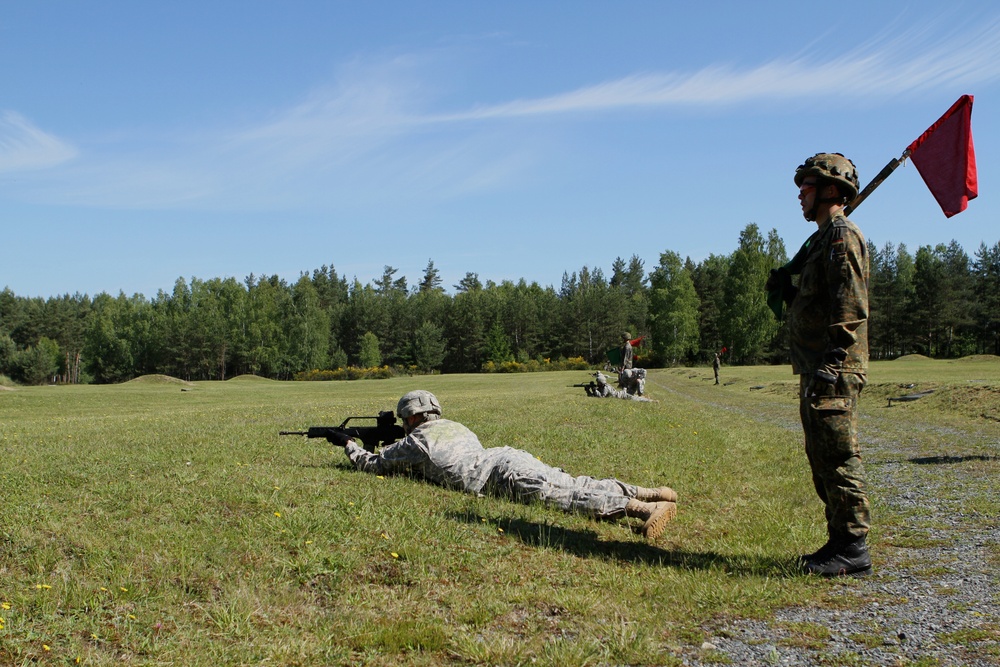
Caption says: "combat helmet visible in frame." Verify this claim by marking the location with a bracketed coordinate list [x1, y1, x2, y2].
[794, 153, 860, 202]
[396, 390, 442, 419]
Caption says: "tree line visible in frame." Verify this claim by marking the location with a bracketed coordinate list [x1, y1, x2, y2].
[2, 224, 998, 385]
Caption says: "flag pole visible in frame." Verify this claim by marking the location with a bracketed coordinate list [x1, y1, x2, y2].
[844, 148, 910, 216]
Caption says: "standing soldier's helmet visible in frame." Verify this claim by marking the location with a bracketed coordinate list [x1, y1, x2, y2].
[622, 332, 631, 341]
[794, 153, 860, 203]
[396, 390, 442, 419]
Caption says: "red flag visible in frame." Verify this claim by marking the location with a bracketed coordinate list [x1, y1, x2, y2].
[629, 336, 644, 347]
[906, 95, 978, 218]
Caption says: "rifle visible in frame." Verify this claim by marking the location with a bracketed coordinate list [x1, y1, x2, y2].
[569, 381, 598, 396]
[279, 410, 404, 453]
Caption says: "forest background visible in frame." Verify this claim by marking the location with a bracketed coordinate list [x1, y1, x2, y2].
[2, 223, 999, 385]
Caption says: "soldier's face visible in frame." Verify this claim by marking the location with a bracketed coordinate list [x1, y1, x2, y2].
[798, 179, 818, 215]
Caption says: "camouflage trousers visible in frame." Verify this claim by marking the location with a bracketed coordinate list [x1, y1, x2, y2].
[479, 447, 635, 519]
[799, 372, 871, 541]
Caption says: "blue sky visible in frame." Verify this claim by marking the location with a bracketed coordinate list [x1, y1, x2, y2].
[2, 1, 998, 299]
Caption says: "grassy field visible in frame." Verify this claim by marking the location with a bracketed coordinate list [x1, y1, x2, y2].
[1, 358, 998, 666]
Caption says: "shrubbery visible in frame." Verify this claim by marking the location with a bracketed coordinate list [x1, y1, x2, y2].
[481, 356, 592, 373]
[293, 365, 423, 381]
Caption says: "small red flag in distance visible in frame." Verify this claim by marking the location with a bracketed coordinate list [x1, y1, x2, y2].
[906, 95, 978, 218]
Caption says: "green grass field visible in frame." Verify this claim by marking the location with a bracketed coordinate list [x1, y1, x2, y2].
[1, 358, 998, 666]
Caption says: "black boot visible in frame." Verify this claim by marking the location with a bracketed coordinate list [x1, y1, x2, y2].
[803, 536, 872, 577]
[797, 539, 837, 568]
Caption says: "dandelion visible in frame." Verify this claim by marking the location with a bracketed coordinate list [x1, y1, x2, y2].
[120, 587, 128, 592]
[274, 512, 281, 517]
[43, 645, 51, 651]
[348, 502, 354, 506]
[128, 614, 136, 620]
[376, 475, 385, 479]
[391, 552, 399, 559]
[100, 587, 108, 592]
[498, 528, 505, 534]
[90, 633, 98, 640]
[1, 602, 9, 609]
[35, 584, 52, 590]
[381, 532, 389, 540]
[305, 540, 313, 544]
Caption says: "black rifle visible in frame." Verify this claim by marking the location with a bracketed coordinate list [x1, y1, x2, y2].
[569, 381, 598, 396]
[279, 410, 404, 453]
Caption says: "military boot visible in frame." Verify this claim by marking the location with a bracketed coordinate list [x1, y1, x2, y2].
[797, 539, 837, 568]
[803, 536, 872, 577]
[624, 499, 676, 540]
[633, 486, 678, 503]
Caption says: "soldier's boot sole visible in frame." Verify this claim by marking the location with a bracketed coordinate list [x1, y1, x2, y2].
[641, 501, 677, 540]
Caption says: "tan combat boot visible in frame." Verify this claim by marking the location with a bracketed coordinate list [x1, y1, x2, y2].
[625, 499, 677, 540]
[633, 486, 678, 503]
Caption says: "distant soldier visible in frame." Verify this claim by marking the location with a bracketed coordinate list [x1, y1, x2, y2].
[618, 367, 646, 396]
[591, 372, 653, 402]
[713, 352, 721, 385]
[767, 152, 872, 577]
[337, 390, 677, 539]
[620, 332, 634, 370]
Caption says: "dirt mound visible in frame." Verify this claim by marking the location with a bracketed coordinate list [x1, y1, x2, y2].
[894, 354, 932, 362]
[227, 374, 274, 382]
[125, 374, 194, 386]
[954, 354, 1000, 363]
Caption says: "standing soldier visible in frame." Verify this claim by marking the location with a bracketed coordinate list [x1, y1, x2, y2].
[620, 332, 634, 370]
[769, 153, 872, 577]
[712, 352, 721, 385]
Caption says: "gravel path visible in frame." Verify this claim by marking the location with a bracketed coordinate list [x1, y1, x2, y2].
[659, 379, 1000, 666]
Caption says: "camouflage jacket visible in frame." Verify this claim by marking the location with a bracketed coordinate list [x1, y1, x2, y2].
[787, 212, 869, 376]
[345, 418, 496, 495]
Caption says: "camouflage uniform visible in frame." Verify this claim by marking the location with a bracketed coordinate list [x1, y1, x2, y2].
[618, 367, 646, 396]
[620, 339, 634, 370]
[345, 417, 643, 518]
[593, 372, 653, 402]
[788, 211, 871, 543]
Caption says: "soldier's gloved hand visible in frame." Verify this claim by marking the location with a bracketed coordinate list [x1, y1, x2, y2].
[765, 268, 783, 292]
[766, 267, 797, 306]
[814, 347, 848, 385]
[327, 429, 353, 448]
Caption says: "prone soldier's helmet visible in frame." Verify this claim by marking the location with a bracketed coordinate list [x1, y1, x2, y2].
[794, 153, 860, 202]
[594, 372, 608, 386]
[396, 390, 442, 419]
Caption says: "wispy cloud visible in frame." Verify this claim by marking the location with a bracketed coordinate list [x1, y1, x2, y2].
[435, 20, 1000, 120]
[0, 111, 78, 173]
